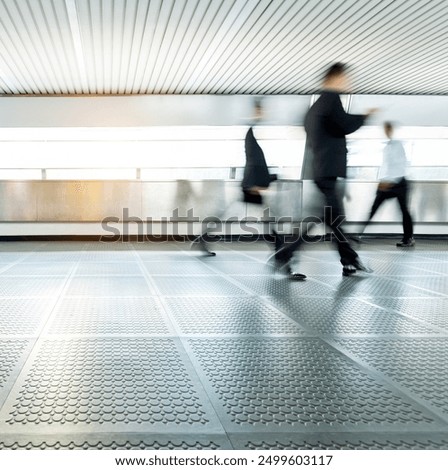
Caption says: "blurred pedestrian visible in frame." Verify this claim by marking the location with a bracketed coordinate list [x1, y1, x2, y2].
[277, 63, 376, 275]
[363, 122, 415, 247]
[243, 99, 306, 279]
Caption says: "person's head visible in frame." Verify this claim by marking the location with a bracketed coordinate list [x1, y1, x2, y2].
[384, 121, 394, 139]
[322, 62, 351, 92]
[253, 98, 264, 122]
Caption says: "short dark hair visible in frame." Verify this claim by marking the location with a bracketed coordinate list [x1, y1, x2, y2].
[384, 121, 394, 132]
[323, 62, 348, 81]
[253, 98, 263, 111]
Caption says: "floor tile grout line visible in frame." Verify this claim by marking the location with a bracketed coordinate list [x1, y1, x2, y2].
[132, 245, 187, 337]
[177, 246, 312, 330]
[1, 241, 447, 446]
[323, 337, 448, 427]
[354, 298, 448, 335]
[0, 254, 81, 421]
[0, 241, 48, 274]
[381, 275, 448, 298]
[132, 243, 233, 443]
[196, 241, 448, 425]
[188, 244, 442, 338]
[177, 337, 448, 435]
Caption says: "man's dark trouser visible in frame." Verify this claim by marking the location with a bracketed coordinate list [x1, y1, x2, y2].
[275, 177, 358, 266]
[314, 177, 359, 266]
[368, 177, 413, 241]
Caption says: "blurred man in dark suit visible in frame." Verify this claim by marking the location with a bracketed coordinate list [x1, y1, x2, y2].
[277, 63, 376, 275]
[306, 63, 377, 275]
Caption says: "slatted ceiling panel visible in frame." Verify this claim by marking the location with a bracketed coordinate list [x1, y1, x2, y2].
[237, 1, 319, 95]
[184, 0, 271, 94]
[199, 0, 302, 95]
[145, 0, 188, 93]
[145, 0, 182, 92]
[228, 0, 364, 95]
[160, 0, 207, 93]
[335, 0, 448, 95]
[171, 0, 243, 94]
[121, 0, 147, 94]
[169, 0, 241, 95]
[64, 0, 89, 93]
[137, 0, 172, 93]
[157, 0, 205, 94]
[123, 0, 157, 94]
[209, 0, 291, 94]
[268, 0, 399, 95]
[152, 0, 197, 92]
[208, 0, 298, 94]
[272, 0, 393, 94]
[1, 0, 448, 95]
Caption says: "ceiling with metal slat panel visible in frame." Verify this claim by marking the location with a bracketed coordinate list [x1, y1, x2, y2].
[0, 0, 447, 95]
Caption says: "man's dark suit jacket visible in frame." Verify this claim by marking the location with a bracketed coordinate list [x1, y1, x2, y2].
[304, 90, 365, 179]
[242, 127, 271, 190]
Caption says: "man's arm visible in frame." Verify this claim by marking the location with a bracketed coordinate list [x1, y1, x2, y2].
[330, 94, 366, 135]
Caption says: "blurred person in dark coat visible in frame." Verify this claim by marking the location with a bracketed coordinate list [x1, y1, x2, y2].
[277, 63, 377, 275]
[243, 99, 306, 280]
[242, 99, 273, 204]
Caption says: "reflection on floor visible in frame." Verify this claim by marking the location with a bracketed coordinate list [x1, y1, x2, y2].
[0, 239, 447, 450]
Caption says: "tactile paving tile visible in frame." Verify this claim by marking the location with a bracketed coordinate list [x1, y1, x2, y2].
[48, 297, 171, 335]
[186, 338, 436, 431]
[65, 276, 153, 297]
[365, 298, 448, 331]
[1, 263, 75, 276]
[163, 297, 306, 336]
[81, 252, 137, 262]
[143, 261, 215, 275]
[5, 339, 217, 429]
[233, 433, 448, 450]
[136, 252, 189, 262]
[133, 242, 184, 252]
[0, 434, 231, 450]
[264, 297, 436, 336]
[0, 242, 43, 252]
[414, 252, 448, 260]
[312, 275, 439, 298]
[334, 338, 448, 414]
[24, 253, 81, 263]
[362, 252, 443, 264]
[0, 298, 58, 336]
[75, 263, 143, 276]
[396, 276, 448, 296]
[0, 264, 11, 273]
[152, 276, 248, 296]
[83, 242, 134, 251]
[419, 263, 448, 275]
[199, 252, 256, 261]
[231, 275, 335, 297]
[287, 261, 343, 276]
[0, 277, 67, 297]
[0, 339, 32, 393]
[0, 254, 28, 263]
[365, 262, 439, 277]
[210, 261, 273, 275]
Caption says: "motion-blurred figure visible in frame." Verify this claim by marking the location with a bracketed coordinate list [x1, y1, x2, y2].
[241, 100, 273, 205]
[243, 99, 306, 280]
[363, 122, 415, 247]
[277, 63, 376, 276]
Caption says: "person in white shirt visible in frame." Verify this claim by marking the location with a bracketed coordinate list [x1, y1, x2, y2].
[365, 122, 415, 247]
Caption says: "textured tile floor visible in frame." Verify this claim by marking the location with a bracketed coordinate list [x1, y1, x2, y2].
[0, 239, 447, 449]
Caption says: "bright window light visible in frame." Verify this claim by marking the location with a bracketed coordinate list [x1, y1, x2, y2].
[0, 126, 305, 180]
